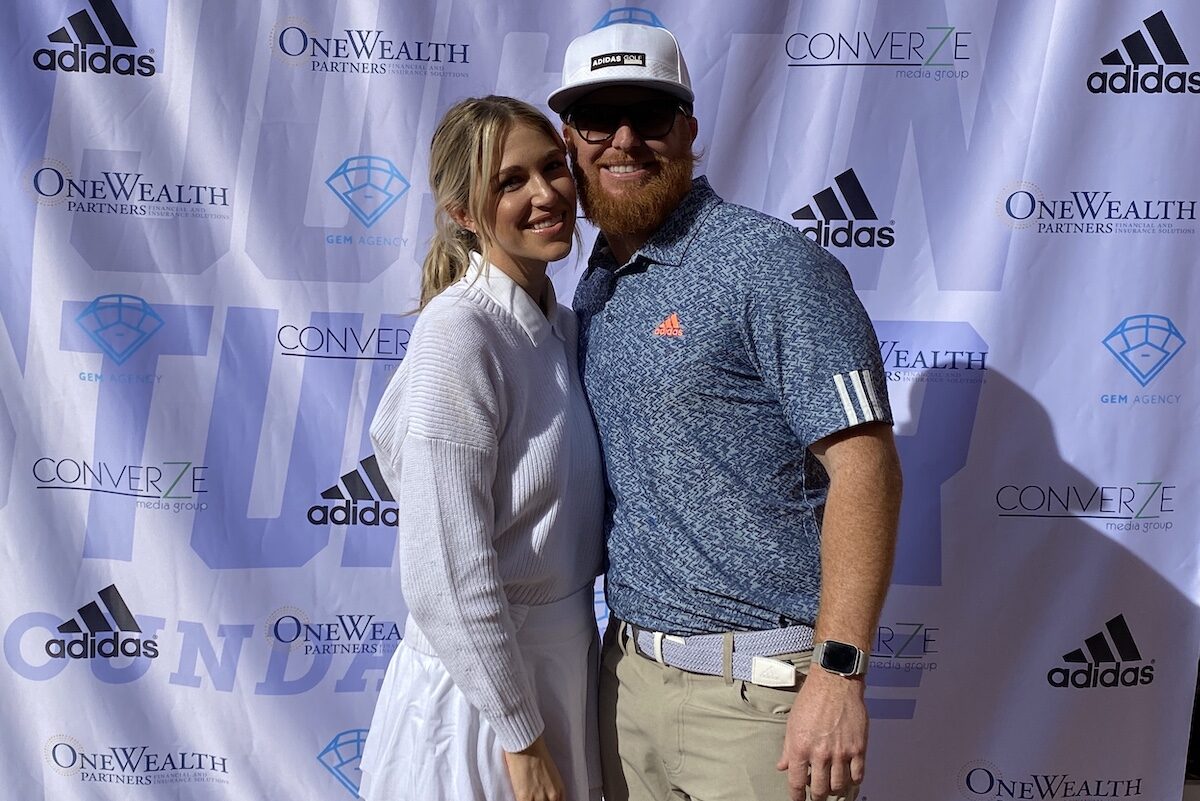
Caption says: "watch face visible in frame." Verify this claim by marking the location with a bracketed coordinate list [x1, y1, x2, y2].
[820, 641, 861, 674]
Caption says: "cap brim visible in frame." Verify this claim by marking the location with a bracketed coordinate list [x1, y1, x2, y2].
[548, 77, 694, 114]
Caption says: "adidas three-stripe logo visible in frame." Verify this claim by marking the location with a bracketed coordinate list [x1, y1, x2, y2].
[793, 169, 878, 223]
[1087, 10, 1200, 95]
[833, 370, 885, 426]
[792, 169, 895, 248]
[1100, 11, 1187, 66]
[1047, 613, 1154, 689]
[57, 584, 141, 635]
[1061, 613, 1141, 664]
[320, 455, 394, 503]
[48, 0, 137, 47]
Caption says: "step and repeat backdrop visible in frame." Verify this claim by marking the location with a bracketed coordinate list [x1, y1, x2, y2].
[1, 1, 1197, 799]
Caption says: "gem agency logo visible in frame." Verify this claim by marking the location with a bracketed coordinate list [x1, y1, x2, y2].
[1088, 10, 1200, 94]
[33, 456, 209, 515]
[266, 607, 401, 656]
[1103, 314, 1185, 387]
[785, 24, 972, 81]
[44, 734, 230, 787]
[1047, 614, 1154, 689]
[45, 584, 158, 660]
[593, 7, 665, 29]
[958, 761, 1144, 801]
[75, 294, 163, 365]
[326, 156, 410, 229]
[995, 481, 1175, 533]
[277, 321, 412, 370]
[33, 0, 156, 77]
[318, 730, 368, 797]
[30, 158, 231, 219]
[792, 168, 895, 248]
[307, 454, 398, 527]
[995, 181, 1196, 236]
[274, 18, 469, 77]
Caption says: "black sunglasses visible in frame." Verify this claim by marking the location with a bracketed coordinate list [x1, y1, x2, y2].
[565, 100, 690, 144]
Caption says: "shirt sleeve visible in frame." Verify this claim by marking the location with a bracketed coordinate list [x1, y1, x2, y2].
[746, 235, 892, 449]
[369, 301, 544, 752]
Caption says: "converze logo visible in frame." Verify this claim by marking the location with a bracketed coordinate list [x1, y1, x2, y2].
[44, 734, 230, 787]
[308, 455, 398, 527]
[45, 584, 158, 660]
[995, 181, 1196, 236]
[34, 0, 156, 76]
[1088, 10, 1200, 94]
[30, 159, 231, 219]
[1047, 614, 1153, 689]
[274, 18, 469, 76]
[792, 168, 894, 248]
[319, 730, 368, 797]
[326, 156, 410, 231]
[866, 621, 939, 720]
[785, 25, 972, 81]
[34, 457, 209, 514]
[995, 481, 1175, 533]
[277, 320, 412, 372]
[76, 294, 162, 365]
[958, 761, 1144, 801]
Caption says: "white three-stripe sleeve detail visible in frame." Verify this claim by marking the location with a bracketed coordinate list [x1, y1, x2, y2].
[860, 369, 884, 420]
[833, 373, 859, 426]
[848, 369, 876, 422]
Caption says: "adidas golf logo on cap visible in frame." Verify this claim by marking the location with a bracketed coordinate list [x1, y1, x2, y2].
[548, 23, 694, 113]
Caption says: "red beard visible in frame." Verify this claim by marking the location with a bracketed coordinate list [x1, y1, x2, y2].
[573, 151, 696, 237]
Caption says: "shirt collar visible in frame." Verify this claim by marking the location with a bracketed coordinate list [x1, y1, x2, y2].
[466, 252, 566, 346]
[586, 175, 723, 275]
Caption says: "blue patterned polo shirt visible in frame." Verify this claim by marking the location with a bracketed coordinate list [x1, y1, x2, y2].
[574, 176, 892, 635]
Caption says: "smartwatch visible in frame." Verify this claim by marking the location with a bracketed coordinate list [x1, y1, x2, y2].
[812, 640, 867, 677]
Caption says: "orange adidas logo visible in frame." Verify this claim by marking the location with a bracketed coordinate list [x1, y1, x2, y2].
[653, 313, 683, 338]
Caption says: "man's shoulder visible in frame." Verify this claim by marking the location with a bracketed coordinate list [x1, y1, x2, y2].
[692, 198, 844, 278]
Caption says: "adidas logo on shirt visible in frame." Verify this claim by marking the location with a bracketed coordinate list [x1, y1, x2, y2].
[307, 454, 399, 527]
[1087, 10, 1200, 94]
[33, 0, 157, 77]
[653, 313, 684, 338]
[45, 584, 159, 660]
[792, 169, 895, 249]
[1046, 614, 1154, 689]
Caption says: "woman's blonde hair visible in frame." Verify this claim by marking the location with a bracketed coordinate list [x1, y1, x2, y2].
[420, 95, 568, 309]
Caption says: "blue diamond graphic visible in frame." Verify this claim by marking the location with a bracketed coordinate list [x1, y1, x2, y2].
[594, 7, 665, 29]
[326, 156, 410, 228]
[318, 729, 368, 797]
[75, 294, 164, 365]
[1102, 314, 1186, 387]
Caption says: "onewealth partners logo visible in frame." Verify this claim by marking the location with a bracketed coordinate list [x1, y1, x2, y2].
[28, 158, 231, 219]
[265, 606, 401, 656]
[44, 734, 230, 787]
[958, 761, 1143, 800]
[272, 16, 469, 78]
[995, 182, 1196, 236]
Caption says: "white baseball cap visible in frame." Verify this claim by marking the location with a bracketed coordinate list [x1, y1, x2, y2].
[547, 23, 693, 114]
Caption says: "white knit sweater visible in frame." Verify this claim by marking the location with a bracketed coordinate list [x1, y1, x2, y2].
[369, 257, 604, 752]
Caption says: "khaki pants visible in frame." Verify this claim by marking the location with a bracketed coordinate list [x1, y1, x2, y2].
[598, 620, 858, 801]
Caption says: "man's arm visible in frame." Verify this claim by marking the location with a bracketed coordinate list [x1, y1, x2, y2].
[776, 421, 902, 801]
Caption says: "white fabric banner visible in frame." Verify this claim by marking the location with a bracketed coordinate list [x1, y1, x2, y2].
[0, 1, 1196, 799]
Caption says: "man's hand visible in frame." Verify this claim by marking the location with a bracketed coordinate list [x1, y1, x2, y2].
[504, 735, 566, 801]
[776, 668, 867, 801]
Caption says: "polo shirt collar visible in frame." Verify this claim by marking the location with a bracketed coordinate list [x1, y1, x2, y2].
[587, 175, 722, 274]
[466, 252, 566, 345]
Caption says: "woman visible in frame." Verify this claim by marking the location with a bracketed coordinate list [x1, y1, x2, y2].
[358, 96, 604, 801]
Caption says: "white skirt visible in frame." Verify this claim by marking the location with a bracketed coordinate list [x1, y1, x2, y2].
[358, 585, 601, 801]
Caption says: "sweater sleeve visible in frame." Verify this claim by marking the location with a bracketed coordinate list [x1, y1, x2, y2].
[369, 301, 544, 752]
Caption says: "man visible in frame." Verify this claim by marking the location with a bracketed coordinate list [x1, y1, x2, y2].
[548, 22, 902, 801]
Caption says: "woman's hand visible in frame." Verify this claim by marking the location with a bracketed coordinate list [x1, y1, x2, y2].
[504, 735, 566, 801]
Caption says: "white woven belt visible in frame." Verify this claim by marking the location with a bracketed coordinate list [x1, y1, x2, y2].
[626, 622, 815, 688]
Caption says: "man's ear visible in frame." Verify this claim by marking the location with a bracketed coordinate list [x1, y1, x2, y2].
[449, 207, 476, 233]
[686, 115, 699, 144]
[562, 125, 578, 159]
